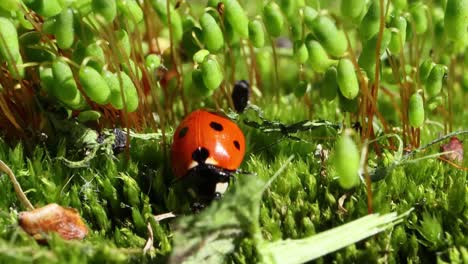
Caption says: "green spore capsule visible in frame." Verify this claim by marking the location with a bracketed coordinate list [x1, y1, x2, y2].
[192, 67, 212, 96]
[77, 110, 102, 122]
[290, 17, 303, 41]
[425, 64, 446, 97]
[302, 6, 318, 29]
[293, 41, 309, 64]
[388, 16, 407, 53]
[444, 0, 468, 41]
[55, 8, 74, 49]
[334, 133, 360, 189]
[359, 0, 380, 41]
[116, 29, 131, 60]
[145, 54, 161, 72]
[249, 19, 265, 48]
[410, 2, 428, 35]
[224, 0, 249, 38]
[393, 0, 407, 10]
[201, 56, 223, 91]
[27, 0, 63, 18]
[79, 66, 111, 105]
[358, 29, 391, 81]
[263, 1, 284, 37]
[103, 70, 122, 109]
[193, 49, 210, 64]
[294, 80, 309, 98]
[121, 59, 142, 80]
[150, 0, 183, 42]
[337, 58, 359, 100]
[309, 15, 347, 57]
[0, 0, 21, 12]
[341, 0, 366, 20]
[0, 17, 23, 79]
[200, 12, 224, 52]
[306, 40, 336, 73]
[408, 92, 424, 128]
[85, 42, 105, 70]
[320, 66, 338, 101]
[39, 66, 55, 94]
[418, 58, 435, 82]
[92, 0, 117, 23]
[118, 71, 139, 112]
[103, 70, 139, 112]
[117, 0, 143, 23]
[51, 58, 79, 104]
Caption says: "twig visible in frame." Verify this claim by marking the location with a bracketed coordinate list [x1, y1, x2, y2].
[0, 160, 34, 210]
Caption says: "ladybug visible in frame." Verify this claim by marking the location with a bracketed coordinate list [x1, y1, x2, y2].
[171, 109, 246, 201]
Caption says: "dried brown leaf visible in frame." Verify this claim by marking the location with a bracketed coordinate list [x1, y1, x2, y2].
[18, 203, 88, 241]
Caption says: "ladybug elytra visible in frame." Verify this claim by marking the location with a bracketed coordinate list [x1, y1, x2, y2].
[170, 109, 246, 201]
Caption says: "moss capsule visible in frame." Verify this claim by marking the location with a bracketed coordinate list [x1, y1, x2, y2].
[52, 58, 80, 104]
[116, 29, 131, 60]
[117, 0, 143, 23]
[92, 0, 117, 23]
[79, 66, 111, 105]
[444, 0, 468, 41]
[193, 49, 210, 64]
[27, 0, 63, 18]
[302, 6, 318, 29]
[293, 41, 309, 64]
[200, 12, 224, 52]
[359, 0, 380, 41]
[320, 66, 338, 101]
[55, 8, 74, 49]
[0, 17, 23, 79]
[388, 16, 407, 53]
[418, 58, 435, 83]
[294, 80, 309, 98]
[77, 110, 102, 122]
[337, 58, 359, 100]
[224, 0, 249, 38]
[145, 54, 161, 72]
[410, 2, 428, 35]
[263, 1, 284, 37]
[103, 70, 138, 112]
[341, 0, 366, 20]
[0, 0, 21, 12]
[201, 56, 223, 91]
[334, 134, 360, 189]
[306, 40, 336, 73]
[309, 15, 347, 57]
[408, 92, 424, 128]
[192, 67, 211, 96]
[248, 19, 265, 48]
[425, 64, 446, 97]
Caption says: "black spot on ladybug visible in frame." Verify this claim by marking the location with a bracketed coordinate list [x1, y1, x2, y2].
[192, 147, 210, 163]
[233, 140, 240, 150]
[179, 127, 189, 138]
[209, 121, 224, 131]
[232, 80, 250, 113]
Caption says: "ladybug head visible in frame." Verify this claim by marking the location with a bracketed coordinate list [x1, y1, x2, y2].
[184, 160, 233, 202]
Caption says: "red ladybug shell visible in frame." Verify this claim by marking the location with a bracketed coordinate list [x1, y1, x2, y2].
[171, 110, 246, 178]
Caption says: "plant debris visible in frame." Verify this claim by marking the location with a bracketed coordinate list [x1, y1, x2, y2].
[18, 203, 88, 241]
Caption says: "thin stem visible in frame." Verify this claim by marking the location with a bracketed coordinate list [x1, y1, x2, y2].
[269, 36, 280, 104]
[0, 160, 34, 211]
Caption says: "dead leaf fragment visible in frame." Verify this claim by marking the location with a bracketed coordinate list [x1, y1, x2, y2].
[18, 203, 88, 240]
[440, 137, 463, 163]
